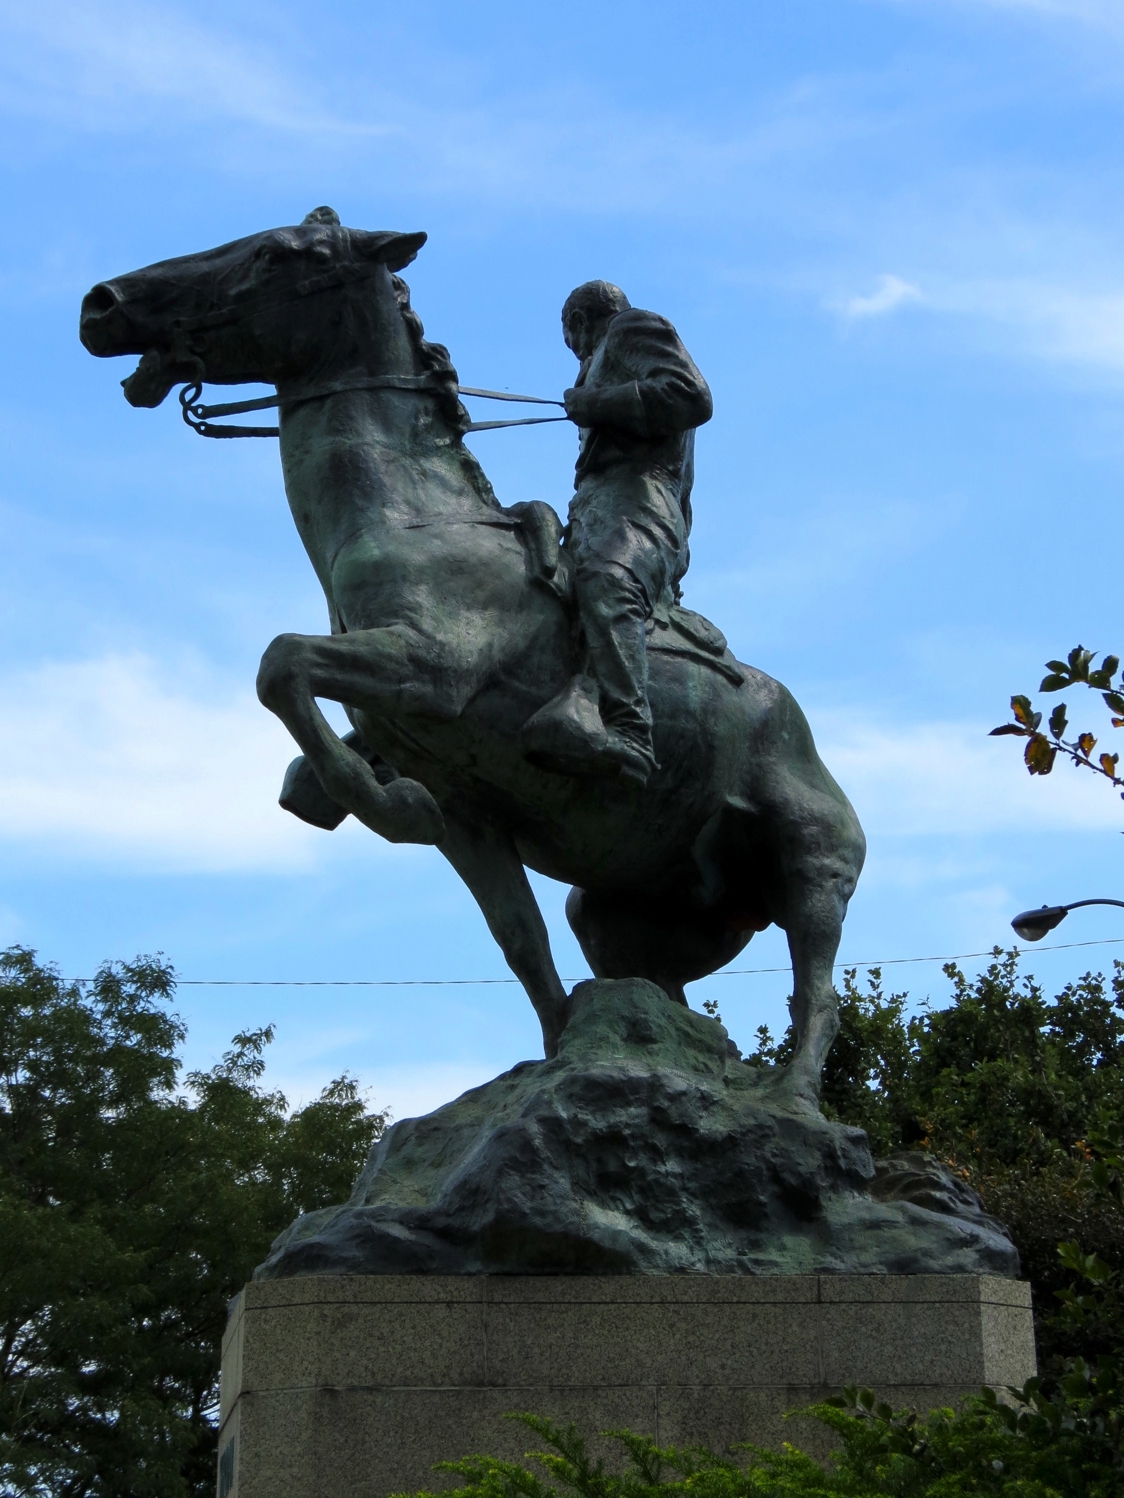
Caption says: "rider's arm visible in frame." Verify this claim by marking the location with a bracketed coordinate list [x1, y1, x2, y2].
[564, 380, 647, 431]
[563, 311, 712, 437]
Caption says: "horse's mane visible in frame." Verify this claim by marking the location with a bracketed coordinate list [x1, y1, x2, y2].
[389, 273, 503, 510]
[390, 274, 471, 438]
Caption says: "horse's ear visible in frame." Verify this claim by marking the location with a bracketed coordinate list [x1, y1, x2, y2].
[354, 230, 428, 272]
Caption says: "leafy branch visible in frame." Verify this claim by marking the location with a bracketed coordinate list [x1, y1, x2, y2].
[991, 645, 1124, 799]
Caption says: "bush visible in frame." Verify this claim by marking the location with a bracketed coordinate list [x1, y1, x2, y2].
[400, 1386, 1124, 1498]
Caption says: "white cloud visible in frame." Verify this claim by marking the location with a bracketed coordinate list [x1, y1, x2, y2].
[962, 0, 1124, 24]
[265, 1059, 500, 1123]
[933, 278, 1124, 372]
[811, 709, 1113, 836]
[0, 0, 869, 215]
[812, 216, 1124, 376]
[0, 0, 379, 137]
[0, 652, 371, 872]
[841, 273, 923, 319]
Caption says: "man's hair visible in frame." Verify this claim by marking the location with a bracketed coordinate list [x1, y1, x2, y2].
[562, 280, 630, 324]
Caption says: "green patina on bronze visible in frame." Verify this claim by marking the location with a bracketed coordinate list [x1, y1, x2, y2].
[79, 210, 1016, 1274]
[254, 976, 1018, 1277]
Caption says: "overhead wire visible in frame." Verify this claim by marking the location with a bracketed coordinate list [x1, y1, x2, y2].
[77, 934, 1124, 986]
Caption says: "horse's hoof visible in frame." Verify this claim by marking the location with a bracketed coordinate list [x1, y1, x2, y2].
[541, 993, 575, 1059]
[759, 1057, 822, 1114]
[783, 1071, 823, 1115]
[348, 775, 444, 845]
[379, 777, 445, 845]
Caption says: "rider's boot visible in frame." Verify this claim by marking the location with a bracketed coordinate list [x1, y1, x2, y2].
[601, 727, 658, 785]
[520, 675, 659, 786]
[520, 673, 610, 775]
[520, 564, 660, 785]
[576, 567, 660, 784]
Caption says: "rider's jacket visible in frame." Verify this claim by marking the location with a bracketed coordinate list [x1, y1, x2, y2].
[565, 308, 712, 530]
[563, 308, 712, 605]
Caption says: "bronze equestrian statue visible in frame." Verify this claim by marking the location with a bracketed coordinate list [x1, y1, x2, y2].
[79, 209, 866, 1106]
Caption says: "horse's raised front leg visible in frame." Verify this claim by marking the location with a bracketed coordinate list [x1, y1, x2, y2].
[439, 816, 570, 1059]
[256, 629, 445, 846]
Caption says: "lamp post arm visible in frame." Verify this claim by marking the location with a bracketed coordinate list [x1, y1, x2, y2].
[1011, 897, 1124, 941]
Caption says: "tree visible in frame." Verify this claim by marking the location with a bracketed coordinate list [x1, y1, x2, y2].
[747, 950, 1124, 1371]
[991, 645, 1124, 803]
[0, 946, 387, 1498]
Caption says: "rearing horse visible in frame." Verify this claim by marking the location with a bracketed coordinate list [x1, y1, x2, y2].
[79, 210, 865, 1100]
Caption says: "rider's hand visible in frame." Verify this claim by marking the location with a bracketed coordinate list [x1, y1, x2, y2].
[563, 387, 594, 426]
[564, 382, 648, 435]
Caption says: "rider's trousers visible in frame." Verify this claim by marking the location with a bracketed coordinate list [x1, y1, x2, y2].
[567, 465, 688, 755]
[574, 563, 654, 749]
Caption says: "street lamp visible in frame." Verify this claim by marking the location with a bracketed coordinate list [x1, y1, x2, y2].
[1010, 898, 1124, 942]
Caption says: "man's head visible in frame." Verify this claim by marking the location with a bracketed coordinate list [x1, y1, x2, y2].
[562, 280, 630, 360]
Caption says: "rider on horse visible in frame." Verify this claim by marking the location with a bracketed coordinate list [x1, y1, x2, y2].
[522, 280, 712, 786]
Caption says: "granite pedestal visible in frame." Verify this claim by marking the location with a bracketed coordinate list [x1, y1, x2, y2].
[216, 1274, 1036, 1497]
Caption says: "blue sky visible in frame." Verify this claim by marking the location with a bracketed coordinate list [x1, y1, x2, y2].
[2, 0, 1124, 1118]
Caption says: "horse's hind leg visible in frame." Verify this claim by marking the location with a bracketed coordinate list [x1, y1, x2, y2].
[439, 816, 570, 1058]
[771, 793, 864, 1105]
[781, 876, 850, 1104]
[256, 629, 445, 845]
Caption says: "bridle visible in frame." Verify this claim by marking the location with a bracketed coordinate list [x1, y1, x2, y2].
[166, 253, 569, 439]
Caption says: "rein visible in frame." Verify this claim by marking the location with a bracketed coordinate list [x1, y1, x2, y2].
[168, 253, 569, 438]
[179, 378, 569, 439]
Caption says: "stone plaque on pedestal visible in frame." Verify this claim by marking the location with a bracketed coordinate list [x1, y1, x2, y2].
[216, 1274, 1035, 1498]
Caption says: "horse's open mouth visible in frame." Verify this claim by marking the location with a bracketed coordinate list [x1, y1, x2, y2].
[120, 349, 181, 409]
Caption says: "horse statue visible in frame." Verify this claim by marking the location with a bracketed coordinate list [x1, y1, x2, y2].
[79, 210, 865, 1104]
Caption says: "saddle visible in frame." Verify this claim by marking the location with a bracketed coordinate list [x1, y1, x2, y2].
[507, 500, 743, 687]
[646, 600, 743, 686]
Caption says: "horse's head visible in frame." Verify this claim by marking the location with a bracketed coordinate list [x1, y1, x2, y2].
[80, 207, 427, 407]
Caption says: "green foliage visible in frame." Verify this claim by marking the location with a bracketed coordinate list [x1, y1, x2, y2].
[751, 948, 1124, 1173]
[746, 949, 1124, 1372]
[0, 946, 387, 1498]
[817, 1370, 1123, 1497]
[991, 645, 1124, 801]
[1039, 1117, 1124, 1478]
[912, 952, 1124, 1171]
[397, 1396, 1124, 1498]
[400, 1412, 842, 1498]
